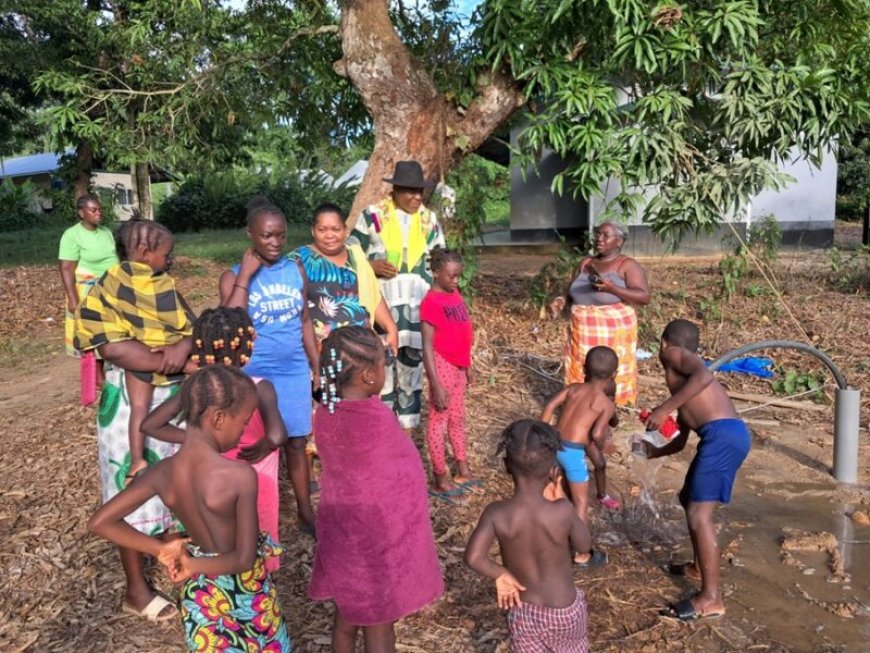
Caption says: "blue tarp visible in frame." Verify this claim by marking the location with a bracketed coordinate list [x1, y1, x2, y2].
[706, 356, 775, 379]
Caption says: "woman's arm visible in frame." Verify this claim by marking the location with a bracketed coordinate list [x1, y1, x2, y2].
[595, 258, 650, 306]
[297, 261, 320, 389]
[219, 249, 262, 307]
[238, 380, 287, 462]
[374, 298, 399, 354]
[59, 260, 79, 312]
[141, 394, 186, 444]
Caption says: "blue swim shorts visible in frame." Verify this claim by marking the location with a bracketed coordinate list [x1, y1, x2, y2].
[680, 418, 751, 506]
[556, 441, 589, 484]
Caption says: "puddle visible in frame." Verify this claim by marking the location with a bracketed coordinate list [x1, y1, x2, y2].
[620, 468, 870, 652]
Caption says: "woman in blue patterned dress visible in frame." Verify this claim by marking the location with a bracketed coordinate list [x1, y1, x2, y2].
[220, 199, 320, 534]
[291, 202, 398, 353]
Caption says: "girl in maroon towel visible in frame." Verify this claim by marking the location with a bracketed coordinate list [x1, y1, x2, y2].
[309, 326, 444, 652]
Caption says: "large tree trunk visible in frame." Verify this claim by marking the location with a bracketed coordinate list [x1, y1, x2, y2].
[336, 0, 524, 225]
[71, 140, 93, 202]
[131, 162, 152, 219]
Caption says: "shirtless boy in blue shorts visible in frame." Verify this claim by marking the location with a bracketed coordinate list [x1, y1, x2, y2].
[641, 319, 751, 621]
[541, 346, 617, 565]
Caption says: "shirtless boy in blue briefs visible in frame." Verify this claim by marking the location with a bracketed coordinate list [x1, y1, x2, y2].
[541, 346, 617, 566]
[641, 319, 751, 621]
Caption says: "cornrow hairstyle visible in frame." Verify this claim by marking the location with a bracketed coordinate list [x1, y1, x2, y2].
[311, 202, 347, 226]
[318, 325, 383, 412]
[114, 216, 173, 262]
[246, 195, 286, 228]
[76, 193, 101, 210]
[430, 246, 463, 272]
[178, 365, 256, 428]
[191, 307, 256, 369]
[497, 419, 562, 479]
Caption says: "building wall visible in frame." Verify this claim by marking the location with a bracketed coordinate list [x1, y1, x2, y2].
[92, 171, 137, 220]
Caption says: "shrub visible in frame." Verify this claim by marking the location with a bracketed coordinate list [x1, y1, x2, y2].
[156, 168, 356, 232]
[0, 178, 42, 232]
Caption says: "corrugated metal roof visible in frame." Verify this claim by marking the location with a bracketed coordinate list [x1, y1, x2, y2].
[0, 150, 74, 179]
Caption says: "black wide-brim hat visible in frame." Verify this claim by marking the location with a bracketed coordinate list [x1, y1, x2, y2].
[382, 160, 436, 188]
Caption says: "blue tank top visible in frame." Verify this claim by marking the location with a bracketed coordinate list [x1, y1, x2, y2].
[232, 257, 307, 375]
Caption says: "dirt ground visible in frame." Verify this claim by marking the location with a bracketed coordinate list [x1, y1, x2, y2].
[1, 241, 868, 652]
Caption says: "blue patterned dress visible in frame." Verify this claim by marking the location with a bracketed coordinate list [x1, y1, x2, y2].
[290, 246, 370, 344]
[232, 257, 311, 437]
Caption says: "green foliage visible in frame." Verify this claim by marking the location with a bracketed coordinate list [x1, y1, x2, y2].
[717, 216, 782, 298]
[156, 169, 355, 233]
[836, 125, 870, 221]
[448, 155, 510, 226]
[482, 0, 870, 246]
[770, 366, 826, 401]
[828, 245, 870, 293]
[0, 178, 41, 231]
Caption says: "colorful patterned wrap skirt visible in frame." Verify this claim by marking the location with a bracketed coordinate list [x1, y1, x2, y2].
[180, 533, 291, 653]
[564, 302, 638, 406]
[97, 365, 181, 535]
[64, 269, 99, 356]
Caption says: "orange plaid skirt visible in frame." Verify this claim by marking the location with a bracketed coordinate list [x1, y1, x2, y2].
[564, 302, 638, 406]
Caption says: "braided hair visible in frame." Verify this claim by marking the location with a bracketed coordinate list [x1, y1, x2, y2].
[114, 216, 173, 261]
[191, 307, 256, 368]
[247, 195, 286, 228]
[497, 419, 562, 479]
[178, 365, 256, 428]
[430, 246, 462, 272]
[318, 326, 384, 413]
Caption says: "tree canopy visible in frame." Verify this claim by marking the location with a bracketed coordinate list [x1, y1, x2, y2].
[2, 0, 867, 242]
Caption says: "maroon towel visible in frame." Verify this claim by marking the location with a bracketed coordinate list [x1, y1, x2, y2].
[309, 397, 444, 625]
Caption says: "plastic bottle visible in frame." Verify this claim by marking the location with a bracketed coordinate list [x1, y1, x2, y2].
[637, 409, 680, 449]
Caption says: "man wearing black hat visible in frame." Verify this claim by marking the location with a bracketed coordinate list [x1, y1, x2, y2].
[350, 160, 446, 432]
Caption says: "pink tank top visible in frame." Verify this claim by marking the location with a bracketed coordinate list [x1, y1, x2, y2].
[222, 377, 266, 460]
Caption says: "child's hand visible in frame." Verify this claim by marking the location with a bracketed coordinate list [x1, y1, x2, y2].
[125, 459, 148, 486]
[643, 406, 669, 432]
[166, 550, 196, 584]
[157, 536, 190, 579]
[238, 437, 277, 463]
[238, 248, 263, 279]
[495, 572, 526, 610]
[465, 366, 476, 386]
[432, 385, 449, 412]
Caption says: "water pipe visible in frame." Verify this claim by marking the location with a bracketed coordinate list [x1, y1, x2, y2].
[709, 340, 861, 484]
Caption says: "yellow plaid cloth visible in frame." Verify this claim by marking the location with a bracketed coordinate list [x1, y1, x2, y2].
[564, 302, 638, 406]
[74, 261, 193, 385]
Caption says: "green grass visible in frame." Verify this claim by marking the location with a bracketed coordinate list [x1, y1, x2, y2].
[0, 224, 312, 267]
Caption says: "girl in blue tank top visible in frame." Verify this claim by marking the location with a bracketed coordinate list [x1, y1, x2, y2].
[219, 198, 319, 534]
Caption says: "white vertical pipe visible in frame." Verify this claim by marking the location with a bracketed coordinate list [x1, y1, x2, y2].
[833, 388, 861, 484]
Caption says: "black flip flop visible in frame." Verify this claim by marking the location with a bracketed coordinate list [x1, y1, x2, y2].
[661, 598, 724, 621]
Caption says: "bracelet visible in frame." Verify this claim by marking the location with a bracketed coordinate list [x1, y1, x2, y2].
[234, 283, 248, 291]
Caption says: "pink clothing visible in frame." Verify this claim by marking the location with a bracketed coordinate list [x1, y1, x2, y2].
[309, 396, 444, 626]
[426, 350, 467, 476]
[223, 379, 281, 572]
[420, 289, 473, 368]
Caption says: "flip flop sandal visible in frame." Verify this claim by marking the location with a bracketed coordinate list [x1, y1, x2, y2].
[428, 487, 469, 506]
[661, 598, 724, 622]
[454, 479, 485, 495]
[300, 523, 317, 539]
[575, 549, 608, 568]
[122, 594, 177, 622]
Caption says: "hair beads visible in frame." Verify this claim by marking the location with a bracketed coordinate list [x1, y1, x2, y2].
[318, 326, 384, 415]
[192, 307, 256, 370]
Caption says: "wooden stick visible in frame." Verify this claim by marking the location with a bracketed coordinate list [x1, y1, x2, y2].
[638, 374, 828, 413]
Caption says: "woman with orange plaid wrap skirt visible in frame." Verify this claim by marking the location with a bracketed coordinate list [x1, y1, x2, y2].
[550, 222, 650, 406]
